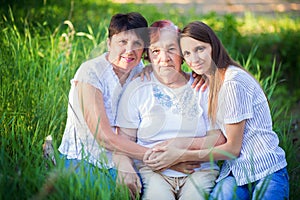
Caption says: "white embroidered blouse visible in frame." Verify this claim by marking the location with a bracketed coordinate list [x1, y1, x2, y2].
[116, 73, 219, 177]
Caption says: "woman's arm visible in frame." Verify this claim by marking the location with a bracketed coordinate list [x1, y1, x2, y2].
[191, 71, 208, 92]
[146, 129, 226, 163]
[132, 64, 153, 81]
[144, 121, 244, 170]
[144, 129, 226, 171]
[77, 82, 147, 160]
[153, 129, 226, 150]
[113, 153, 141, 199]
[113, 127, 141, 198]
[182, 121, 244, 161]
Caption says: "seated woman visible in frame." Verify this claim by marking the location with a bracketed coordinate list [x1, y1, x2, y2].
[58, 12, 149, 196]
[114, 20, 224, 200]
[144, 21, 289, 200]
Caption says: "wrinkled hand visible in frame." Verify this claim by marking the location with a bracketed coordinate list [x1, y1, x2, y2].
[143, 146, 186, 171]
[191, 72, 208, 92]
[132, 64, 153, 81]
[170, 161, 201, 174]
[117, 169, 141, 200]
[113, 154, 141, 199]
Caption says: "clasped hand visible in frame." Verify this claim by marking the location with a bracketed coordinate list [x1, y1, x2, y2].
[143, 142, 200, 174]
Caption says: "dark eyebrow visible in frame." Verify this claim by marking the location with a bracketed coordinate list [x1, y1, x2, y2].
[182, 50, 189, 55]
[192, 46, 200, 52]
[134, 40, 143, 44]
[149, 44, 159, 49]
[118, 37, 127, 41]
[167, 43, 177, 48]
[195, 45, 205, 51]
[135, 38, 143, 42]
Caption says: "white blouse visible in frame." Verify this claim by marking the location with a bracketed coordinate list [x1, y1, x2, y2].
[116, 73, 219, 177]
[216, 66, 287, 186]
[58, 53, 143, 169]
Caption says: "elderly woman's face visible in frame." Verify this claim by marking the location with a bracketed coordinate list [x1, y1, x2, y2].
[107, 30, 145, 70]
[148, 29, 182, 78]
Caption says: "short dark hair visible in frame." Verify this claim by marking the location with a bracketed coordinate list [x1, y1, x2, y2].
[108, 12, 149, 46]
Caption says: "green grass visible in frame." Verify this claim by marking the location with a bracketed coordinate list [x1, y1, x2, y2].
[1, 0, 300, 199]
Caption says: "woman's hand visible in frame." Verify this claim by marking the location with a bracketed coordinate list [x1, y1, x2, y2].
[113, 154, 141, 199]
[169, 161, 201, 174]
[117, 169, 141, 200]
[143, 145, 186, 171]
[132, 64, 153, 81]
[191, 72, 208, 92]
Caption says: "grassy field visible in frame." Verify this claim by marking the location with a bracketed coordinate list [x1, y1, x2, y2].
[1, 0, 300, 199]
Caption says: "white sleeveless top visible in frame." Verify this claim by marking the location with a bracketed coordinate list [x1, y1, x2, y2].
[58, 53, 143, 169]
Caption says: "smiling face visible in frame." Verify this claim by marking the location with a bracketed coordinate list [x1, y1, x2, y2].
[148, 29, 182, 80]
[107, 30, 145, 71]
[180, 36, 213, 76]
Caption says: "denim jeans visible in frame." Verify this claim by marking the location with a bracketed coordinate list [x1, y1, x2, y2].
[210, 167, 289, 200]
[60, 155, 117, 190]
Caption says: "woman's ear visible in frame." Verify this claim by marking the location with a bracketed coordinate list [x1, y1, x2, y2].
[107, 38, 111, 51]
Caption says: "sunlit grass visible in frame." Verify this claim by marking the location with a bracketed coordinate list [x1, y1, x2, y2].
[239, 12, 300, 35]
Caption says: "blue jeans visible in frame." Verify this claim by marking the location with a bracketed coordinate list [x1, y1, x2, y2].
[60, 155, 117, 190]
[210, 167, 289, 200]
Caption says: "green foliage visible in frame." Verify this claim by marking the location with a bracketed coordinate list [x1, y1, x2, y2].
[1, 1, 300, 199]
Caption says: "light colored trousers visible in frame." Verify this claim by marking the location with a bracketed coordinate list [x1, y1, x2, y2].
[140, 166, 219, 200]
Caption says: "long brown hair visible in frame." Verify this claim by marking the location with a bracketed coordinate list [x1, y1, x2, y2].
[181, 21, 242, 124]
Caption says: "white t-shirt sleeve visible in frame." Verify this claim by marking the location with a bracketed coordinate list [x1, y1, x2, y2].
[74, 61, 104, 90]
[116, 80, 141, 129]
